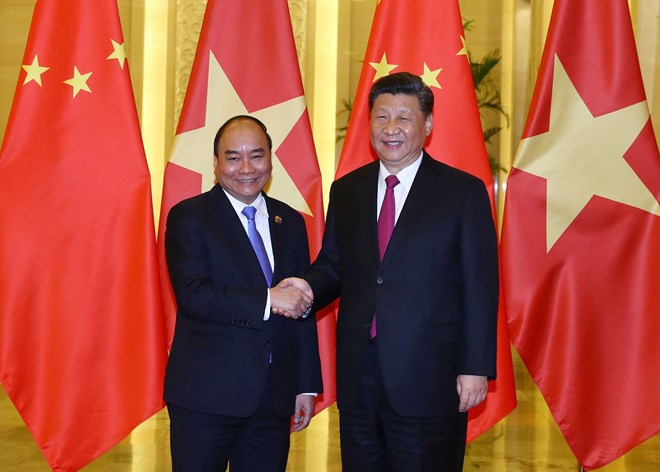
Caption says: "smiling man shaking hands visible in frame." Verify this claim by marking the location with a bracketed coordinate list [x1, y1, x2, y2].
[163, 116, 322, 472]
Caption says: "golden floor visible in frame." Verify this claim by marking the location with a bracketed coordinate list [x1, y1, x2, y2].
[1, 352, 658, 471]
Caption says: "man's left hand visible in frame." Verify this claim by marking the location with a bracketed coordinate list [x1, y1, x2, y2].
[456, 375, 488, 412]
[292, 394, 315, 432]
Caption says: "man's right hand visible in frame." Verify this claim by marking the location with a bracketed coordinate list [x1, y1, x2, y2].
[270, 278, 314, 319]
[278, 277, 313, 299]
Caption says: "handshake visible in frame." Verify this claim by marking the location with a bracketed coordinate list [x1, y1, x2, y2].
[269, 277, 314, 319]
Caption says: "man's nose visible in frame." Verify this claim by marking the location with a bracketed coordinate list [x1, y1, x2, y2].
[383, 120, 399, 135]
[239, 158, 254, 173]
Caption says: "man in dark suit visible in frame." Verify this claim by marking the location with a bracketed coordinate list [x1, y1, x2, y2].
[284, 72, 498, 471]
[164, 115, 323, 472]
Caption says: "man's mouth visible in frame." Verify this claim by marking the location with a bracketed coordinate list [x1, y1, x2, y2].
[383, 140, 403, 148]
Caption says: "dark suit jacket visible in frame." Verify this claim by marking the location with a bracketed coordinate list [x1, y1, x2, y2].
[164, 185, 322, 418]
[306, 153, 498, 417]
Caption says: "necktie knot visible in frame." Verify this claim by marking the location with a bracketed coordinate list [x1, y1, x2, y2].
[241, 205, 257, 220]
[385, 174, 400, 189]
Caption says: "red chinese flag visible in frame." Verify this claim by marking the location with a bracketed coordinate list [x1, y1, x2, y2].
[501, 0, 660, 469]
[157, 0, 336, 412]
[337, 0, 516, 441]
[0, 1, 168, 470]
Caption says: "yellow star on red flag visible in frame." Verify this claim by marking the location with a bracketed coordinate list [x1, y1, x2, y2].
[107, 40, 127, 69]
[420, 63, 442, 89]
[515, 55, 659, 251]
[63, 67, 92, 98]
[169, 51, 311, 215]
[22, 55, 49, 86]
[369, 52, 398, 82]
[457, 35, 468, 57]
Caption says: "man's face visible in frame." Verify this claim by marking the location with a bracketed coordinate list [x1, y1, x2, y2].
[214, 120, 273, 204]
[369, 93, 432, 173]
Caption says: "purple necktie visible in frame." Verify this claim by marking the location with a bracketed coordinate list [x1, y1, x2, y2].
[242, 206, 273, 287]
[371, 175, 400, 338]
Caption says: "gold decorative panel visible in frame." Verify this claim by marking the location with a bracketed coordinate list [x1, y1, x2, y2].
[174, 0, 207, 126]
[289, 0, 308, 81]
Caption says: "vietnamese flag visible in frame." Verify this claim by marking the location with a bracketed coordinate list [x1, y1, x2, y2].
[0, 1, 168, 471]
[500, 0, 660, 469]
[157, 0, 336, 412]
[337, 0, 516, 441]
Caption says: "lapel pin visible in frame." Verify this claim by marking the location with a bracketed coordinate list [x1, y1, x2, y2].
[274, 215, 283, 224]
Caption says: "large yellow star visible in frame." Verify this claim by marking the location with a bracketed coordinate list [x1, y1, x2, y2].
[63, 67, 92, 98]
[169, 50, 312, 215]
[514, 55, 660, 252]
[22, 55, 50, 86]
[107, 40, 127, 69]
[420, 63, 442, 89]
[369, 53, 398, 82]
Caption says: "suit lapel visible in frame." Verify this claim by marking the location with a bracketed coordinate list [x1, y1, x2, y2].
[265, 195, 285, 285]
[208, 186, 269, 286]
[358, 163, 382, 267]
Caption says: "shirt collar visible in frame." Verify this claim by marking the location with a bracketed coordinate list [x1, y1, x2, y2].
[378, 150, 423, 189]
[221, 188, 269, 218]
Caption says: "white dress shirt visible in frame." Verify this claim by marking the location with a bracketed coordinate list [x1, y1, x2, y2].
[377, 151, 423, 222]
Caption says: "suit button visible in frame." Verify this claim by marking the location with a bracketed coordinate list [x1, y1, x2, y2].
[364, 323, 370, 329]
[264, 340, 271, 347]
[376, 277, 383, 284]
